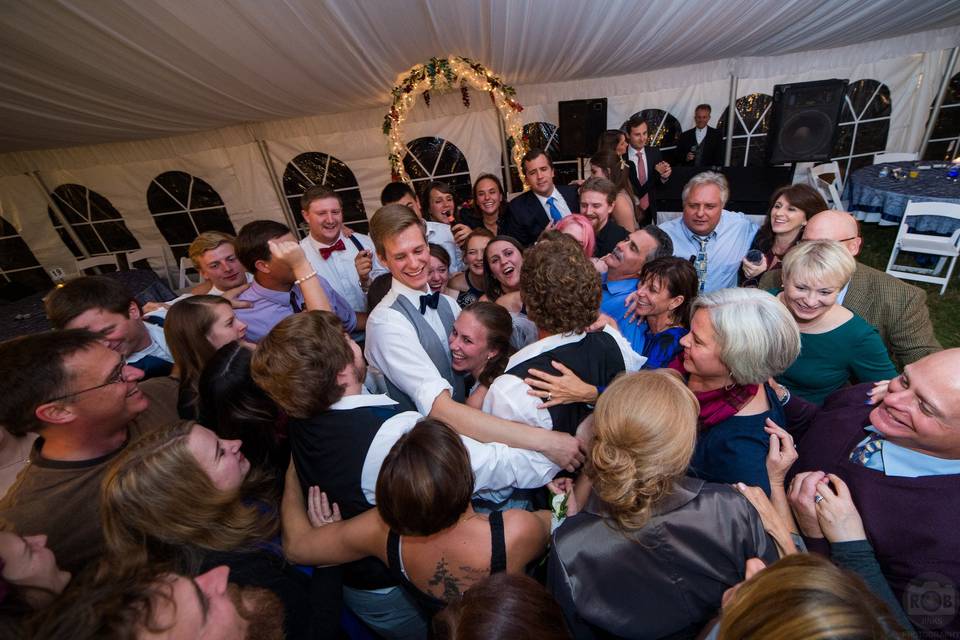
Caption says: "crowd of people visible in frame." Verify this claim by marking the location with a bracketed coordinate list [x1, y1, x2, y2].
[0, 110, 952, 640]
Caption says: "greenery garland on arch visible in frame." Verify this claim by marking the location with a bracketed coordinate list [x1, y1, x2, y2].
[382, 56, 528, 188]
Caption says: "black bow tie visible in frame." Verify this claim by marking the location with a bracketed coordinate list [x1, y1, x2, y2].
[419, 291, 440, 314]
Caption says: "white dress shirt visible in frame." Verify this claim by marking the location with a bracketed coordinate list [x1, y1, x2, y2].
[482, 325, 646, 431]
[534, 187, 572, 224]
[364, 277, 461, 415]
[695, 126, 707, 145]
[344, 393, 558, 503]
[300, 230, 388, 312]
[425, 220, 464, 273]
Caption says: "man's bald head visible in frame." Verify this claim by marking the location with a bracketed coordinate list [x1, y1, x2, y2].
[803, 210, 862, 257]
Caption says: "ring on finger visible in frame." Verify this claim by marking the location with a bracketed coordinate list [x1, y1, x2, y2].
[814, 494, 824, 504]
[545, 393, 553, 402]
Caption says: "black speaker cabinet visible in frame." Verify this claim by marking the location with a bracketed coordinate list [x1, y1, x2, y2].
[767, 79, 848, 164]
[558, 98, 607, 158]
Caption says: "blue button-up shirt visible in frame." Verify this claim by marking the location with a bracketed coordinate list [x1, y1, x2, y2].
[857, 426, 960, 477]
[600, 274, 646, 354]
[661, 211, 758, 292]
[235, 278, 356, 343]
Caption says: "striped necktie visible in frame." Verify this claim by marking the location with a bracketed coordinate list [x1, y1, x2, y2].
[849, 432, 884, 467]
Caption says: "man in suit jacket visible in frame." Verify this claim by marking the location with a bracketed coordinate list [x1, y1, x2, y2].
[759, 210, 941, 368]
[621, 115, 672, 224]
[501, 148, 580, 247]
[677, 104, 724, 167]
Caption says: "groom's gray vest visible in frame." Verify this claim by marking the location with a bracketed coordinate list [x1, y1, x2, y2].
[383, 295, 466, 412]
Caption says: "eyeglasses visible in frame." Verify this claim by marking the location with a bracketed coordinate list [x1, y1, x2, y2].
[45, 357, 129, 403]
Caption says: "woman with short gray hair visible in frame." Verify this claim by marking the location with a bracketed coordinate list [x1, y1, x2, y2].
[775, 240, 897, 405]
[678, 287, 800, 493]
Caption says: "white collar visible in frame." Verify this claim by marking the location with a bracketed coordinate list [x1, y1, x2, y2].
[534, 187, 562, 207]
[309, 230, 346, 250]
[506, 330, 587, 370]
[329, 392, 398, 411]
[389, 276, 431, 303]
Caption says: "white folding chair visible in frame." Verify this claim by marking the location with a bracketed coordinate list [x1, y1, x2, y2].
[885, 200, 960, 295]
[791, 162, 815, 185]
[75, 254, 119, 275]
[178, 256, 201, 291]
[126, 246, 175, 290]
[809, 161, 845, 211]
[873, 152, 918, 164]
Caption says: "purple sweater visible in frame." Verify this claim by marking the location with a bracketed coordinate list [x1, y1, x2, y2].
[788, 384, 960, 635]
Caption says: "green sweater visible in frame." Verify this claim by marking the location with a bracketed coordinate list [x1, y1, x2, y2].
[777, 313, 898, 405]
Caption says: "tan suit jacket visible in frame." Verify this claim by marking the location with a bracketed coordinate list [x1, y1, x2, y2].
[760, 263, 941, 369]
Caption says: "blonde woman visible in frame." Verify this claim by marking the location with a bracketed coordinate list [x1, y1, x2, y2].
[775, 240, 897, 404]
[548, 371, 778, 639]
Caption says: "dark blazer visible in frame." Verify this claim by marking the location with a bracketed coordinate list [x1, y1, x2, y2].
[677, 126, 724, 167]
[548, 477, 777, 639]
[501, 184, 579, 247]
[759, 262, 941, 369]
[622, 146, 666, 220]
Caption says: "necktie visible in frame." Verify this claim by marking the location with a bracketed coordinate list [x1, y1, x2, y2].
[419, 291, 440, 314]
[546, 196, 563, 224]
[636, 152, 650, 211]
[289, 290, 302, 313]
[849, 432, 884, 467]
[319, 238, 346, 260]
[694, 236, 709, 292]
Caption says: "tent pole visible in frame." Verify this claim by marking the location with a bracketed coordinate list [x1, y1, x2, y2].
[496, 110, 515, 196]
[919, 47, 960, 160]
[724, 74, 739, 166]
[255, 139, 301, 235]
[29, 171, 90, 259]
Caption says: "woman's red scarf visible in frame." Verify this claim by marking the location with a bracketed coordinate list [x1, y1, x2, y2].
[668, 356, 759, 429]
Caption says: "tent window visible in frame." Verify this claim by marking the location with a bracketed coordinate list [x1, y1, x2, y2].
[403, 137, 472, 206]
[717, 94, 773, 167]
[48, 184, 140, 259]
[922, 72, 960, 161]
[831, 79, 891, 179]
[0, 215, 52, 298]
[623, 110, 683, 158]
[505, 122, 579, 193]
[147, 171, 235, 261]
[283, 152, 367, 236]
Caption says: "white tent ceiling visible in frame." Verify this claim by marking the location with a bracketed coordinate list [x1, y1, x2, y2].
[2, 0, 960, 153]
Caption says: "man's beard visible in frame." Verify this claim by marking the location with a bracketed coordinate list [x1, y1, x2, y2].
[228, 584, 285, 640]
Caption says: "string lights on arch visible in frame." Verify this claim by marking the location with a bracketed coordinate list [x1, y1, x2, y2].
[382, 56, 529, 189]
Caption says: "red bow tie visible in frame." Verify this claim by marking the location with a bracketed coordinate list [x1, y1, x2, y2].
[319, 239, 346, 260]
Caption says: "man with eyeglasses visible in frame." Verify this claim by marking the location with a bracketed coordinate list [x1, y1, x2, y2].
[0, 330, 178, 574]
[760, 209, 941, 368]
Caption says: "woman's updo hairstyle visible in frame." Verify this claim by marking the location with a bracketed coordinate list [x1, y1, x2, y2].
[589, 370, 698, 532]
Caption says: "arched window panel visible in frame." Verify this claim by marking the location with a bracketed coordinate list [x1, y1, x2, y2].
[147, 171, 235, 261]
[403, 137, 473, 208]
[283, 152, 367, 235]
[831, 80, 891, 179]
[623, 109, 682, 153]
[48, 184, 140, 259]
[504, 122, 579, 193]
[717, 93, 773, 167]
[0, 215, 52, 297]
[923, 73, 960, 161]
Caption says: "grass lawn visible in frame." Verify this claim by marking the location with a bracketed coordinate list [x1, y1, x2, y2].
[857, 223, 960, 348]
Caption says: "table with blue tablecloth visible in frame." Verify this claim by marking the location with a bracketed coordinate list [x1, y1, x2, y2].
[844, 161, 960, 234]
[0, 269, 176, 342]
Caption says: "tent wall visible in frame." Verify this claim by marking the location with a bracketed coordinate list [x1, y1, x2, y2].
[0, 26, 957, 280]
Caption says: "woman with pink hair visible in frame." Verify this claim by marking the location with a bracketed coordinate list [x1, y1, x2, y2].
[556, 214, 595, 258]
